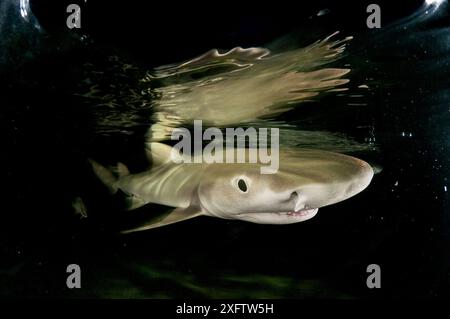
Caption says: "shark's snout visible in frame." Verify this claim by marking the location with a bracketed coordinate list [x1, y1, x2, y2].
[297, 157, 374, 210]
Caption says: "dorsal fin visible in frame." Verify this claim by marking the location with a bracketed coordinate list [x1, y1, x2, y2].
[145, 142, 182, 166]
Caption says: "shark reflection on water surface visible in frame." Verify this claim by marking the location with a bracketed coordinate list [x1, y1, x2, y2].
[147, 32, 353, 141]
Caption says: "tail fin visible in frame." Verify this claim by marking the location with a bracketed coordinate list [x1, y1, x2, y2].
[88, 159, 119, 194]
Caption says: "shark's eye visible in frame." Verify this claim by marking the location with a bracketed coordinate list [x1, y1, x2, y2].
[237, 179, 248, 193]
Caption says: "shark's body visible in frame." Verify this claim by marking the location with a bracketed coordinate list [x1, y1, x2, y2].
[87, 33, 375, 233]
[90, 143, 373, 233]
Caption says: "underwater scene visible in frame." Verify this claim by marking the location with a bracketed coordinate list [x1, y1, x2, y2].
[1, 0, 450, 300]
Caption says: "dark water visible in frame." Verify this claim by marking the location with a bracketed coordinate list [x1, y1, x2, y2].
[1, 0, 450, 298]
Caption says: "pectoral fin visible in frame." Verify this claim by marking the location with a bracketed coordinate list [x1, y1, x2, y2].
[121, 206, 203, 234]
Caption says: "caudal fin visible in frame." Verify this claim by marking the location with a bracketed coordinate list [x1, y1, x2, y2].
[88, 159, 119, 194]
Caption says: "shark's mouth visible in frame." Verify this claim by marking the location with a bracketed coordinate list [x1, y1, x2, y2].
[236, 208, 319, 224]
[286, 208, 318, 217]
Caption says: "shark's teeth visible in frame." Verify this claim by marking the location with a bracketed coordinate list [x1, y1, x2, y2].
[294, 200, 304, 213]
[287, 208, 317, 217]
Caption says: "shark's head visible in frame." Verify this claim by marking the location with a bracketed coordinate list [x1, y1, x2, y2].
[197, 150, 374, 224]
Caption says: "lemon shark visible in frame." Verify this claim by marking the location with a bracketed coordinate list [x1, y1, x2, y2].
[89, 143, 373, 233]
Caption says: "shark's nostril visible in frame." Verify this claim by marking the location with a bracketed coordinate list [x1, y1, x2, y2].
[289, 191, 299, 202]
[289, 191, 301, 210]
[290, 190, 305, 212]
